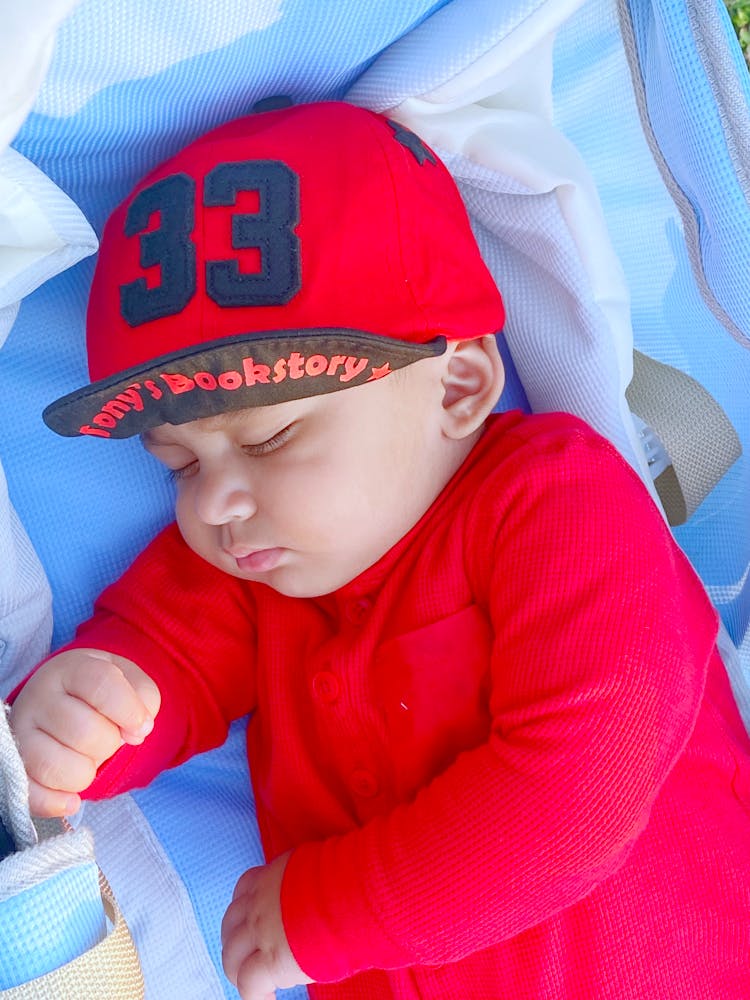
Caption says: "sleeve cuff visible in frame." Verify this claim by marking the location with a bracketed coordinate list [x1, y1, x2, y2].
[280, 835, 417, 983]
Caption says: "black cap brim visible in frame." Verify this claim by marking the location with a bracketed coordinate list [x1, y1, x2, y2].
[43, 328, 447, 439]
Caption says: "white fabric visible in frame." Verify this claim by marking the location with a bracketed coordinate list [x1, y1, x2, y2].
[0, 705, 36, 851]
[80, 796, 225, 1000]
[0, 147, 98, 321]
[0, 0, 80, 151]
[0, 1, 97, 696]
[352, 3, 652, 489]
[0, 474, 53, 698]
[346, 0, 588, 114]
[717, 622, 750, 732]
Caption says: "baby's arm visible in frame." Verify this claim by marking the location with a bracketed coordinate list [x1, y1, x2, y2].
[9, 522, 258, 811]
[9, 648, 160, 817]
[275, 422, 724, 983]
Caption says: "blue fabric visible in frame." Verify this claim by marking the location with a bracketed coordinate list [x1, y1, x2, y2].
[132, 720, 309, 998]
[0, 862, 106, 988]
[553, 0, 750, 668]
[624, 0, 750, 339]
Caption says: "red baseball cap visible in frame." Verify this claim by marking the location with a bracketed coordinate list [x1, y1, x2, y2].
[44, 100, 504, 439]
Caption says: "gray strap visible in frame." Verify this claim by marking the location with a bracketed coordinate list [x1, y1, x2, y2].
[626, 350, 742, 525]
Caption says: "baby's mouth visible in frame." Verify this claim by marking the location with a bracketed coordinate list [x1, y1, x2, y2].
[230, 547, 285, 573]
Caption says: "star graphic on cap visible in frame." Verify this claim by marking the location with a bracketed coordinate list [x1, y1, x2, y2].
[367, 363, 394, 381]
[386, 120, 437, 166]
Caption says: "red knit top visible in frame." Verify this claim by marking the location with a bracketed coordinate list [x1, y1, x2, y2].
[68, 411, 750, 998]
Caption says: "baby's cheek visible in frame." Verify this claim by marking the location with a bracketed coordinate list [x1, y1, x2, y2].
[174, 506, 214, 563]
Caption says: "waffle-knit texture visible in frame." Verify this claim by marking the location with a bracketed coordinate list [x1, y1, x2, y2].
[53, 411, 749, 999]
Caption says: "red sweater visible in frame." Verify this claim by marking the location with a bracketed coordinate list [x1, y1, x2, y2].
[67, 412, 750, 998]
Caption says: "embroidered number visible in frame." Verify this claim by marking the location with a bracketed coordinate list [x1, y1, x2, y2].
[120, 173, 197, 327]
[205, 161, 300, 306]
[119, 162, 301, 327]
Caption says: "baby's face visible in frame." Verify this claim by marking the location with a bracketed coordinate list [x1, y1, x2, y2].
[141, 356, 465, 597]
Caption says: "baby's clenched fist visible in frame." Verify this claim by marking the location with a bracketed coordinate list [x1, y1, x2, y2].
[9, 649, 160, 817]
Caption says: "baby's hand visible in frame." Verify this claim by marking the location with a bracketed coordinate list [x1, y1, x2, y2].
[221, 852, 314, 1000]
[9, 649, 160, 817]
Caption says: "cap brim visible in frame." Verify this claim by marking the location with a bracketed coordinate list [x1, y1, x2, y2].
[43, 328, 447, 439]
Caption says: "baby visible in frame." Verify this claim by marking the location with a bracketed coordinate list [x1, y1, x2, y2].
[10, 101, 750, 999]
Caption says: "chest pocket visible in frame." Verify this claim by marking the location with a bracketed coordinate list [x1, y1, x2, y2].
[372, 604, 493, 800]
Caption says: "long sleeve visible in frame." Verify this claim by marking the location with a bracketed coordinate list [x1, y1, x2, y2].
[64, 523, 258, 797]
[280, 421, 720, 981]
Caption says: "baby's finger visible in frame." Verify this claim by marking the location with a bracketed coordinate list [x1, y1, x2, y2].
[234, 953, 277, 1000]
[40, 693, 124, 763]
[113, 658, 162, 740]
[220, 899, 252, 953]
[221, 903, 261, 988]
[62, 652, 157, 742]
[20, 728, 98, 800]
[26, 777, 81, 819]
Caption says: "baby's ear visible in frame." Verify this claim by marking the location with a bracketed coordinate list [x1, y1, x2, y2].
[440, 335, 505, 439]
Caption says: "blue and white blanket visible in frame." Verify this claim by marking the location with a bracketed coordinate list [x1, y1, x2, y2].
[1, 2, 748, 996]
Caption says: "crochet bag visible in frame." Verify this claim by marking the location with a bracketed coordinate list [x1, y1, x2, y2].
[0, 703, 144, 999]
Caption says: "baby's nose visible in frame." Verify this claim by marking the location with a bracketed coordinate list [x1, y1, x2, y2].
[194, 468, 258, 525]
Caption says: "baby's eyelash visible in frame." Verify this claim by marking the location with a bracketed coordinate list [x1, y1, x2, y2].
[166, 462, 197, 482]
[162, 424, 295, 482]
[242, 423, 295, 457]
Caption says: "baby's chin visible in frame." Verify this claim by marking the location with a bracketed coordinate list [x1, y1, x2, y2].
[247, 563, 363, 600]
